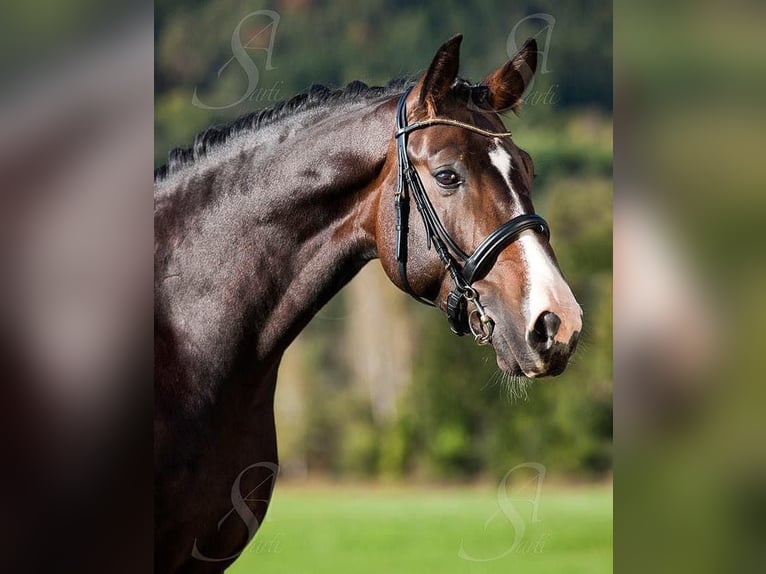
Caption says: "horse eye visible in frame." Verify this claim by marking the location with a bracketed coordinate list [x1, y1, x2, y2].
[434, 169, 462, 188]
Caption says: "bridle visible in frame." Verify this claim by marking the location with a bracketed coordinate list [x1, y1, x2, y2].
[394, 86, 550, 345]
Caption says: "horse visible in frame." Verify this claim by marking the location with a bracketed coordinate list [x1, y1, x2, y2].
[154, 34, 582, 573]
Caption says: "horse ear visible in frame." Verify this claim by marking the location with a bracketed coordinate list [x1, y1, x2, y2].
[482, 38, 537, 113]
[415, 34, 462, 114]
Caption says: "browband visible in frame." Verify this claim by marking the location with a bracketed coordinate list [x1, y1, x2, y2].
[396, 118, 512, 140]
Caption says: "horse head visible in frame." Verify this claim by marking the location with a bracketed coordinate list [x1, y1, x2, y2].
[376, 35, 582, 377]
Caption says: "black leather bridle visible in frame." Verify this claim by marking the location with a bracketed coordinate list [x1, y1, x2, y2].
[394, 86, 550, 344]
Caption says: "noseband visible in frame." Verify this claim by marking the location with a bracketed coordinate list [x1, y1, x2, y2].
[394, 87, 550, 344]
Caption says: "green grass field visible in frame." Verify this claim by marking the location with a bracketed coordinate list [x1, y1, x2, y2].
[228, 483, 612, 574]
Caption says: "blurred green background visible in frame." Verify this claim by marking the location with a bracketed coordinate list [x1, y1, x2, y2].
[614, 1, 766, 573]
[155, 0, 612, 570]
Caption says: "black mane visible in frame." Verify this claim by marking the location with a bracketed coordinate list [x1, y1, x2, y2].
[155, 77, 414, 181]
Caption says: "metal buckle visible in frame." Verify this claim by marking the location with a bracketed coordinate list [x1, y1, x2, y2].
[463, 287, 494, 345]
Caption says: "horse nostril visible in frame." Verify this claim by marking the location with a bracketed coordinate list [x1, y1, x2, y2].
[568, 330, 580, 353]
[528, 311, 561, 352]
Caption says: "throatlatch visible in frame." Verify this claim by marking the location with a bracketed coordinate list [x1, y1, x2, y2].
[393, 86, 550, 345]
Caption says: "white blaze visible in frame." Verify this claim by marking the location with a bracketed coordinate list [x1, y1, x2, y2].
[488, 142, 582, 344]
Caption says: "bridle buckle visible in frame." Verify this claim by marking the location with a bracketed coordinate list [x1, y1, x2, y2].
[464, 287, 494, 345]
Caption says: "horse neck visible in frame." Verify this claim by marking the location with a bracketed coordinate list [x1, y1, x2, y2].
[155, 98, 396, 394]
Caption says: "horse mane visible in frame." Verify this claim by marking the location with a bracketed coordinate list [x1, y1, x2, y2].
[154, 76, 415, 181]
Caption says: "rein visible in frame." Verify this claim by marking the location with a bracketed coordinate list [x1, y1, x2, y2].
[393, 87, 550, 344]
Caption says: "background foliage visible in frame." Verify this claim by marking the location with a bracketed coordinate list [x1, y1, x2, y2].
[155, 0, 612, 482]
